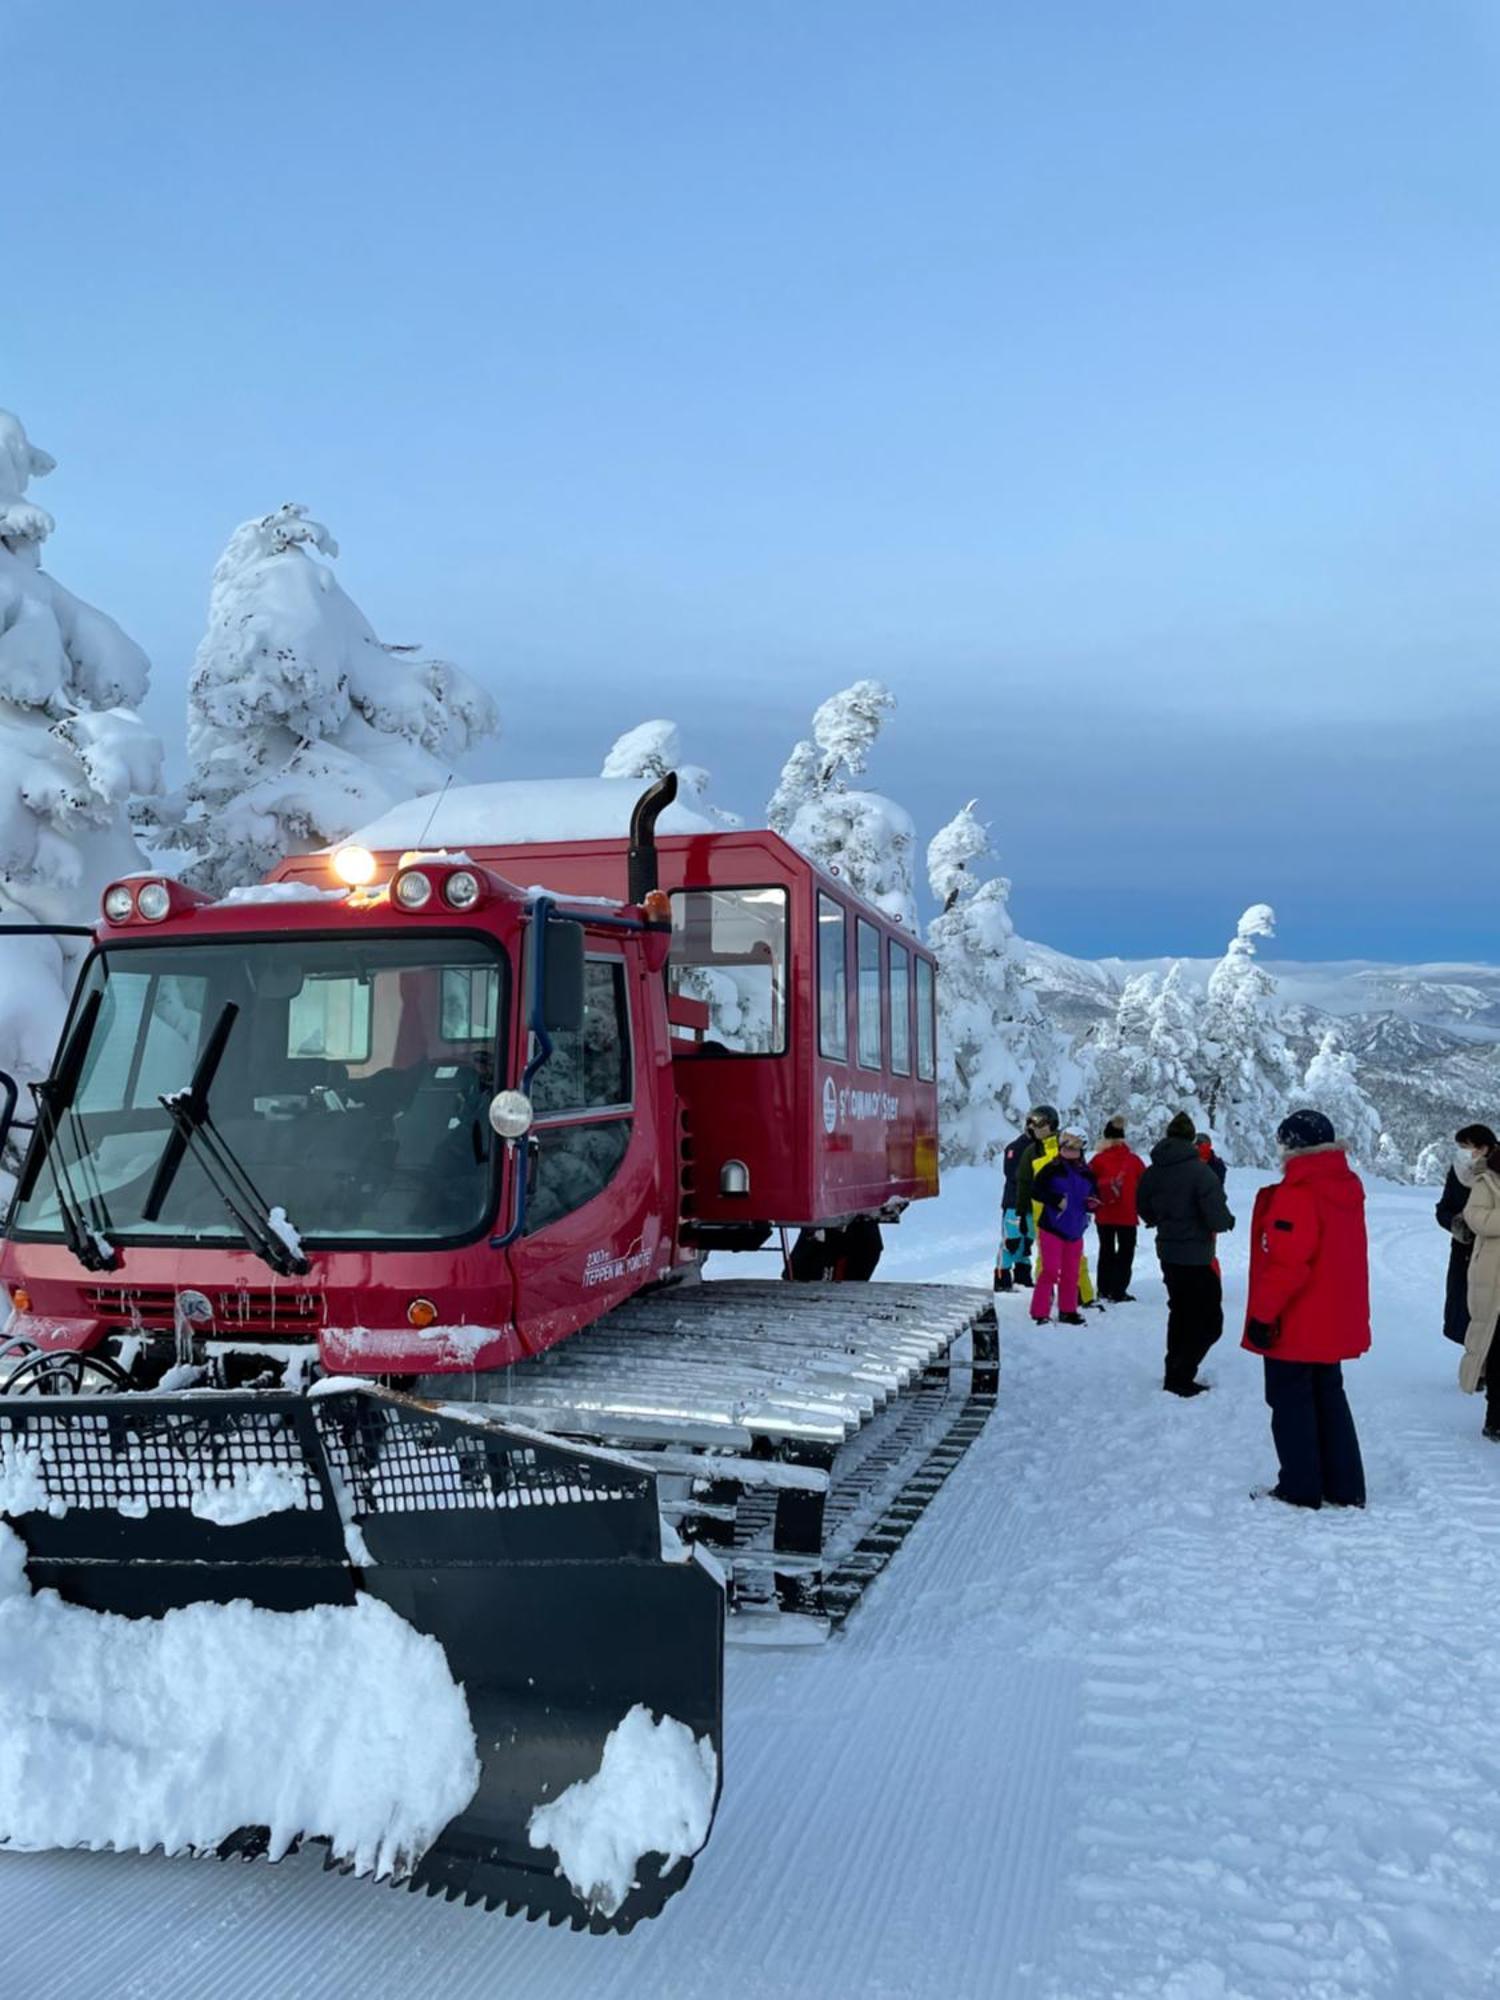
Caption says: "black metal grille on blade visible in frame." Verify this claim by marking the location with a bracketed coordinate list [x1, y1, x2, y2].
[0, 1401, 325, 1514]
[312, 1396, 641, 1514]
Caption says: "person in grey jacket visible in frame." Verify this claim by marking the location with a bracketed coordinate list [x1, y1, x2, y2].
[1136, 1110, 1236, 1397]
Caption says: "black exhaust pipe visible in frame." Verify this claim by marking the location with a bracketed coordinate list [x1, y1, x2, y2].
[628, 773, 679, 906]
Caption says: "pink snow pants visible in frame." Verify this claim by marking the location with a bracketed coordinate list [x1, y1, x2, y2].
[1032, 1231, 1082, 1321]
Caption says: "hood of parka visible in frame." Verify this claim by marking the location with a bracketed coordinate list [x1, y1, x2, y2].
[1149, 1137, 1201, 1169]
[1280, 1144, 1363, 1210]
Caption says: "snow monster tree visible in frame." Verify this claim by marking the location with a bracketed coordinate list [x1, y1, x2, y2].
[163, 504, 498, 895]
[0, 408, 161, 1089]
[767, 679, 916, 928]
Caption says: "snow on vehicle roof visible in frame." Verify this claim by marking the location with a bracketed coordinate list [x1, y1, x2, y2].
[347, 778, 717, 852]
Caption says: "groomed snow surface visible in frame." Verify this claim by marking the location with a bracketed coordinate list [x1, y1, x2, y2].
[4, 1168, 1500, 1997]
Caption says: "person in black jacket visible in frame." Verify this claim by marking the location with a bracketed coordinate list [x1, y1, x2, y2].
[1136, 1110, 1236, 1397]
[1439, 1124, 1498, 1344]
[995, 1116, 1040, 1291]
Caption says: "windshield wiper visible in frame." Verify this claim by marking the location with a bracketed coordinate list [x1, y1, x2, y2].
[28, 989, 117, 1274]
[149, 1002, 311, 1279]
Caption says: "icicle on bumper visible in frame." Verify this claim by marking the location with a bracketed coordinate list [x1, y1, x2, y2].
[0, 1519, 481, 1876]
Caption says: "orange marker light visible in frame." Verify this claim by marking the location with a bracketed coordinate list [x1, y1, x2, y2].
[407, 1297, 439, 1330]
[10, 1288, 31, 1314]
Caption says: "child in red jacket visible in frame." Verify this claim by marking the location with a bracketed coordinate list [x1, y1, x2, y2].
[1245, 1109, 1369, 1510]
[1089, 1118, 1145, 1302]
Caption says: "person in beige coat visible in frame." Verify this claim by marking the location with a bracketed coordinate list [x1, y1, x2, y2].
[1457, 1139, 1500, 1439]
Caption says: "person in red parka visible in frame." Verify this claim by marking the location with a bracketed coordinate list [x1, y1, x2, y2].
[1089, 1117, 1145, 1301]
[1244, 1108, 1369, 1510]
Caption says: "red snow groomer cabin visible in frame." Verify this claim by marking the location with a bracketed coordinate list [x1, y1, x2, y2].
[0, 776, 993, 1650]
[273, 779, 943, 1278]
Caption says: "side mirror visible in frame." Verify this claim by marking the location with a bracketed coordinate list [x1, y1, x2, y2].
[541, 919, 585, 1034]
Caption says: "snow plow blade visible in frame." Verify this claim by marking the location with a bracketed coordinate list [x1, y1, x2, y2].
[0, 1386, 724, 1932]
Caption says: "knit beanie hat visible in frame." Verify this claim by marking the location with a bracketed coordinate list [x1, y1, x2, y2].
[1277, 1108, 1336, 1152]
[1104, 1118, 1126, 1141]
[1166, 1111, 1197, 1142]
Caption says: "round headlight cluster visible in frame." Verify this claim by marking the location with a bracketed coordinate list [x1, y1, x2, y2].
[443, 869, 481, 910]
[394, 869, 433, 911]
[102, 885, 136, 923]
[136, 881, 172, 922]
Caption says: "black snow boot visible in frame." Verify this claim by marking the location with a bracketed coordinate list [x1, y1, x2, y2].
[1016, 1263, 1034, 1288]
[1251, 1484, 1319, 1510]
[1484, 1425, 1500, 1442]
[1165, 1379, 1212, 1398]
[1058, 1311, 1086, 1326]
[994, 1268, 1014, 1293]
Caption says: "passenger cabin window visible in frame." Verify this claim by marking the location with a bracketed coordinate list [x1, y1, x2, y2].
[526, 956, 633, 1233]
[889, 942, 911, 1076]
[818, 895, 848, 1061]
[856, 920, 882, 1068]
[915, 956, 936, 1081]
[441, 966, 501, 1043]
[668, 887, 788, 1054]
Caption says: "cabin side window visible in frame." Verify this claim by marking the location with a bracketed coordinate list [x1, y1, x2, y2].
[856, 920, 883, 1068]
[667, 886, 788, 1054]
[915, 955, 936, 1081]
[526, 955, 634, 1233]
[889, 941, 911, 1076]
[817, 894, 849, 1061]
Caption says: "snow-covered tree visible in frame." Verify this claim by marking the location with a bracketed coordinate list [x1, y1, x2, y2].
[161, 504, 498, 894]
[601, 719, 739, 825]
[1302, 1026, 1383, 1168]
[1196, 904, 1296, 1165]
[767, 680, 915, 926]
[1086, 971, 1159, 1131]
[1413, 1138, 1449, 1187]
[926, 803, 1057, 1165]
[0, 409, 161, 1084]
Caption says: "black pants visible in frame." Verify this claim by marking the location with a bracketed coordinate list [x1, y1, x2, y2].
[1487, 1330, 1500, 1432]
[1263, 1359, 1365, 1508]
[1161, 1262, 1222, 1390]
[1096, 1225, 1137, 1300]
[1444, 1240, 1472, 1344]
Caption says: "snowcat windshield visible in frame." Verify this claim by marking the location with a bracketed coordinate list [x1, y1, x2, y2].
[11, 935, 509, 1250]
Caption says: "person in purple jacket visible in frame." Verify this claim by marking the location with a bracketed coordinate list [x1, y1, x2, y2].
[1030, 1130, 1098, 1326]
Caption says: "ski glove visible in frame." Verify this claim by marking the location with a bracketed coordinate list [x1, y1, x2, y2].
[1245, 1319, 1280, 1351]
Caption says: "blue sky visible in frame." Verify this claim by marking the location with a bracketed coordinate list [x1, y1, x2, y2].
[4, 0, 1495, 960]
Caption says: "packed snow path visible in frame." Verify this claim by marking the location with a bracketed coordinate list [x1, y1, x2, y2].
[4, 1172, 1499, 1998]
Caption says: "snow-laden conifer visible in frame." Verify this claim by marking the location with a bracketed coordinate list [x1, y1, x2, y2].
[601, 719, 738, 825]
[1197, 904, 1296, 1164]
[926, 803, 1055, 1165]
[163, 505, 497, 894]
[1302, 1025, 1384, 1168]
[0, 409, 161, 1081]
[767, 680, 915, 926]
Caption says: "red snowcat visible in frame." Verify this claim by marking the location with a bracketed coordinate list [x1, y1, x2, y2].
[0, 776, 996, 1928]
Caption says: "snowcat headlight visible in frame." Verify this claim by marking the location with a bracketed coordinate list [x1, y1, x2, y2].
[135, 881, 172, 923]
[332, 844, 377, 888]
[394, 869, 433, 911]
[102, 884, 136, 923]
[442, 869, 481, 910]
[488, 1090, 534, 1141]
